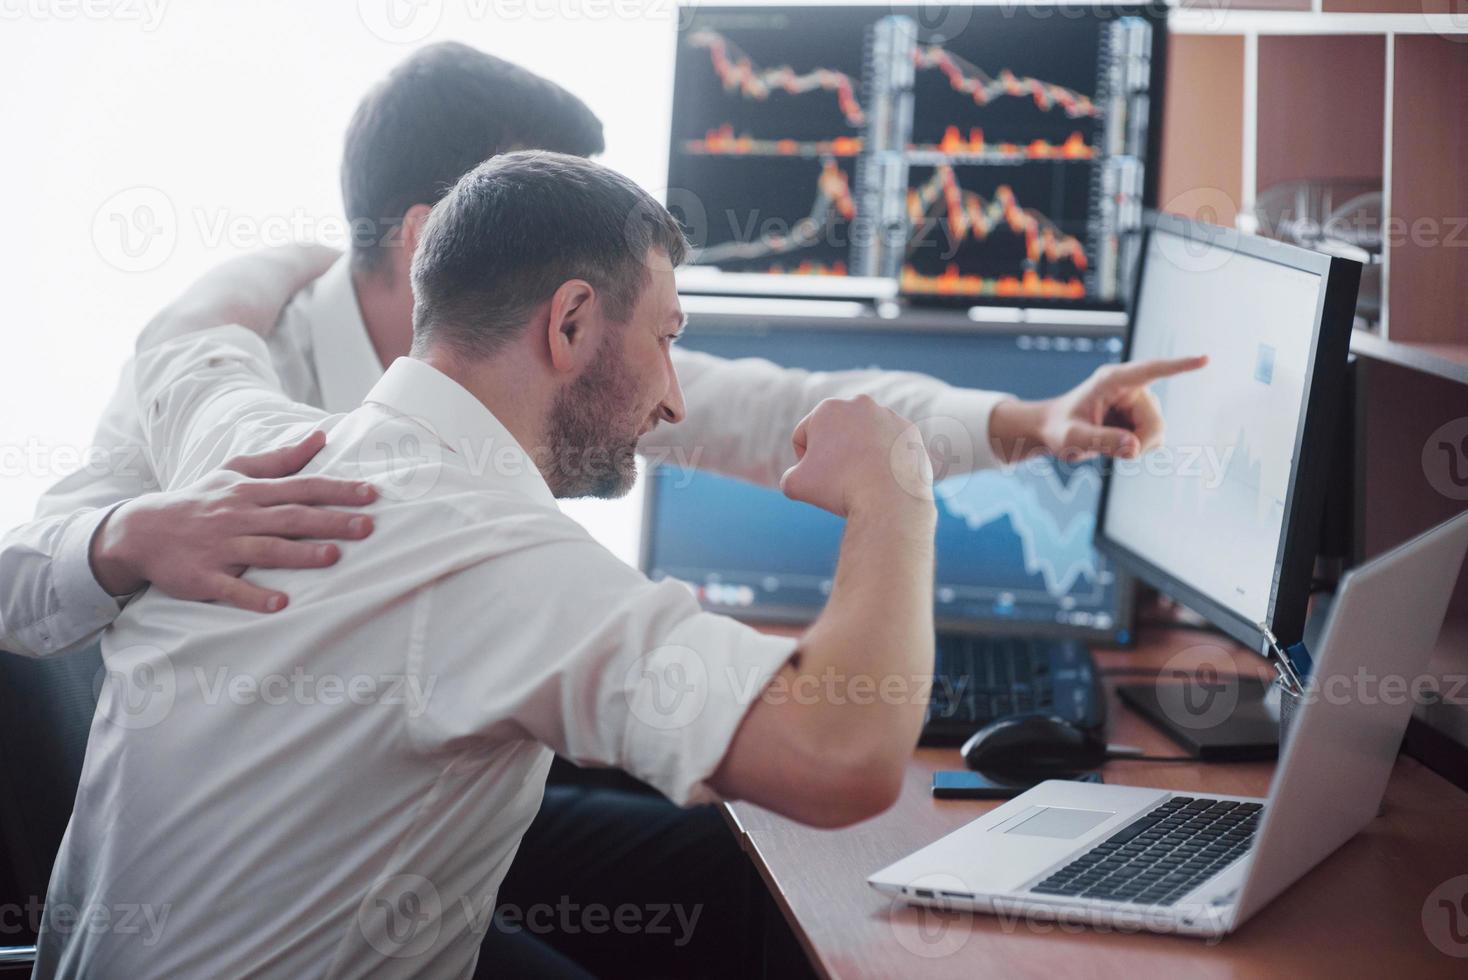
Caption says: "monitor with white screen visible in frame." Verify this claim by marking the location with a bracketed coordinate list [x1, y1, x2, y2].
[1096, 213, 1360, 650]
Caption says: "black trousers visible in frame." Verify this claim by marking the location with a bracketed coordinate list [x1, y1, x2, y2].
[473, 780, 767, 979]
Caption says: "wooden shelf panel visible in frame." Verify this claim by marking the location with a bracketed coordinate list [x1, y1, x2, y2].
[1351, 331, 1468, 386]
[1157, 34, 1245, 223]
[1256, 35, 1384, 191]
[1388, 37, 1468, 345]
[1177, 0, 1310, 10]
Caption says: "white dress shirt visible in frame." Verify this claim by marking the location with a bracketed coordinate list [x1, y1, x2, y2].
[0, 256, 1009, 656]
[35, 327, 802, 979]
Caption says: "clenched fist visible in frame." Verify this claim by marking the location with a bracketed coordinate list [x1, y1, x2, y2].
[779, 396, 934, 519]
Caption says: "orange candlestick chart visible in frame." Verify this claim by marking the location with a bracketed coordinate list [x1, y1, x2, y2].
[903, 166, 1088, 299]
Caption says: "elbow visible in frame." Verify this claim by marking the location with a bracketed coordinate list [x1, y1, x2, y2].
[797, 744, 908, 829]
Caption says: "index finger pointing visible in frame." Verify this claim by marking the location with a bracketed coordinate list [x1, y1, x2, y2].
[1106, 354, 1209, 388]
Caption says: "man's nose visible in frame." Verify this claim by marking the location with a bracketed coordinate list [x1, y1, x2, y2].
[659, 365, 686, 425]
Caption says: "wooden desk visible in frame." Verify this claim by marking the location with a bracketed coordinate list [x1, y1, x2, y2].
[725, 629, 1468, 979]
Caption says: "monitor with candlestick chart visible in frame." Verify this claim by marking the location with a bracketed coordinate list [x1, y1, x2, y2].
[666, 3, 1166, 306]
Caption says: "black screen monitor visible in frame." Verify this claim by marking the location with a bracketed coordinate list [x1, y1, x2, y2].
[666, 2, 1167, 308]
[642, 317, 1135, 644]
[1095, 213, 1361, 651]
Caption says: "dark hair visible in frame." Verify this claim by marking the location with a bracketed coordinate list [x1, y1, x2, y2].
[342, 42, 605, 275]
[410, 151, 688, 359]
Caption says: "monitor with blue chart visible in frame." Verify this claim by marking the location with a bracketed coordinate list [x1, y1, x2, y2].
[641, 320, 1133, 645]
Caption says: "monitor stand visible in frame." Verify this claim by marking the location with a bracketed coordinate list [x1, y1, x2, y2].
[1120, 602, 1335, 762]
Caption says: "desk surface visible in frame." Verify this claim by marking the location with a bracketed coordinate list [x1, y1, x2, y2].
[725, 628, 1468, 979]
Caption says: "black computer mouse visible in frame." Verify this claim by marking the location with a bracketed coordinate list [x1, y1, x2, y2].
[961, 714, 1108, 776]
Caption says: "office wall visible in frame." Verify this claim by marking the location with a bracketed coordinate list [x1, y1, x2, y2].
[0, 0, 685, 563]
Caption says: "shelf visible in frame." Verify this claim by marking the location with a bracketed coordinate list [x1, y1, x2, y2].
[1169, 10, 1468, 34]
[1351, 331, 1468, 385]
[1387, 37, 1468, 344]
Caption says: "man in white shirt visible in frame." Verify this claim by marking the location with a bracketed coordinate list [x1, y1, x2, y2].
[36, 150, 942, 979]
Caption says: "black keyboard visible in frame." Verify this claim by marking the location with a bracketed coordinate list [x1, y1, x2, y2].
[1030, 797, 1264, 906]
[921, 635, 1105, 745]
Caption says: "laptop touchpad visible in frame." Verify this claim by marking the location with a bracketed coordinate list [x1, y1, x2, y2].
[1002, 806, 1114, 839]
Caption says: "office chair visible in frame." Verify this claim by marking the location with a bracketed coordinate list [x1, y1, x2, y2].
[0, 642, 102, 971]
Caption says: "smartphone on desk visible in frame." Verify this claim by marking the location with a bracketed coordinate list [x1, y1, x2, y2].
[932, 770, 1103, 800]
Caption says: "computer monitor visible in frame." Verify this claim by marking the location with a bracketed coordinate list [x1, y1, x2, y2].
[666, 2, 1167, 306]
[642, 318, 1135, 644]
[1096, 213, 1361, 651]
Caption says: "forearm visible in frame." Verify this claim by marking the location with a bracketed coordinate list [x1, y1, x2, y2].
[137, 243, 339, 352]
[795, 496, 937, 773]
[658, 349, 1014, 486]
[0, 507, 126, 657]
[986, 396, 1050, 463]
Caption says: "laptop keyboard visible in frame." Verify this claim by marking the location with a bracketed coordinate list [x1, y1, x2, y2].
[1029, 797, 1264, 906]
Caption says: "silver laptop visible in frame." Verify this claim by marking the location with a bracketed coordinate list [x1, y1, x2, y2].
[869, 510, 1468, 938]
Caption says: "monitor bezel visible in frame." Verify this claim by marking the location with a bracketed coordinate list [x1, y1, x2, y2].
[638, 314, 1138, 645]
[1092, 211, 1360, 653]
[664, 1, 1171, 312]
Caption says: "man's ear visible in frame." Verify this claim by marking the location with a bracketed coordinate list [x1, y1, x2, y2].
[400, 204, 434, 264]
[545, 279, 601, 374]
